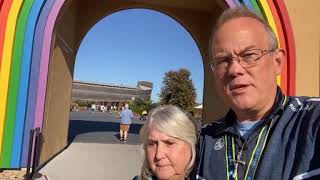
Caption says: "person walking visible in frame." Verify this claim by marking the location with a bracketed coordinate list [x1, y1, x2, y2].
[119, 103, 134, 143]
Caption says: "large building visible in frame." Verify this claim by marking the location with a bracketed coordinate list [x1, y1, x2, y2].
[71, 80, 153, 106]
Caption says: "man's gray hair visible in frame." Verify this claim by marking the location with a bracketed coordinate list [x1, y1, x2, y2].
[138, 105, 197, 180]
[210, 6, 278, 58]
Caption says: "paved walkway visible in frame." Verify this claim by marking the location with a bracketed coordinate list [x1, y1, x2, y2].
[34, 111, 145, 180]
[36, 143, 143, 180]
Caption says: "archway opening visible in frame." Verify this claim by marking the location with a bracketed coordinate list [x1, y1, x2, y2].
[68, 8, 204, 145]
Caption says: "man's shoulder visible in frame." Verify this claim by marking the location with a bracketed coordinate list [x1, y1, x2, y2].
[287, 96, 320, 110]
[286, 96, 320, 123]
[200, 118, 226, 136]
[124, 109, 132, 112]
[289, 96, 320, 103]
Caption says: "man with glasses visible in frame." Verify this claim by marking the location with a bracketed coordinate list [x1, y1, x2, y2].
[192, 7, 320, 180]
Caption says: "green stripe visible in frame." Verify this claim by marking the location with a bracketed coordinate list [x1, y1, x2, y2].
[250, 0, 264, 18]
[0, 0, 34, 167]
[255, 0, 268, 21]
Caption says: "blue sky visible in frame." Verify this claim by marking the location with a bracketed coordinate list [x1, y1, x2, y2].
[74, 9, 204, 103]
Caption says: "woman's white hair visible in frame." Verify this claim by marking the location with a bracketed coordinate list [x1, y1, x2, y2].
[138, 105, 198, 180]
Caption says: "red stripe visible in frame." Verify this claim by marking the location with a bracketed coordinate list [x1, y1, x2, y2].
[0, 0, 4, 12]
[0, 0, 13, 71]
[273, 0, 296, 95]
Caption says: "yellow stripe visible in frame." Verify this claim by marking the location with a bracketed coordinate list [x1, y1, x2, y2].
[225, 135, 230, 180]
[0, 0, 23, 157]
[259, 0, 281, 85]
[232, 137, 238, 180]
[282, 96, 287, 106]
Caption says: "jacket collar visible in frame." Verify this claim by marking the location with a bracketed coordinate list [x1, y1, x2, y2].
[212, 87, 287, 137]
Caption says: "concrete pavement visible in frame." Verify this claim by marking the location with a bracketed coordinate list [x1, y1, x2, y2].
[36, 143, 143, 180]
[34, 111, 145, 180]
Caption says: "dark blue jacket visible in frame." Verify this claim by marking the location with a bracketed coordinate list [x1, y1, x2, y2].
[192, 88, 320, 180]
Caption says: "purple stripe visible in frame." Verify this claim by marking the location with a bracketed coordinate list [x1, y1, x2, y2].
[225, 0, 236, 7]
[20, 0, 55, 167]
[233, 0, 242, 6]
[34, 0, 65, 129]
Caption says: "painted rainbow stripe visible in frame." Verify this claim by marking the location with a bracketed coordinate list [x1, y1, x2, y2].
[0, 0, 295, 168]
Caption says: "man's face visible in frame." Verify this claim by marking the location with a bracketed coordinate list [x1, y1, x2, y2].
[212, 17, 284, 116]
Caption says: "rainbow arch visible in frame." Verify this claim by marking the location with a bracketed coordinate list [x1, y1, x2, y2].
[0, 0, 295, 168]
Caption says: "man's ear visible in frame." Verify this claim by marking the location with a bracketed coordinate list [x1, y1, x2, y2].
[273, 48, 286, 75]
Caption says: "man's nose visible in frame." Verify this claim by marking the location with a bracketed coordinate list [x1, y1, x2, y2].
[227, 58, 245, 77]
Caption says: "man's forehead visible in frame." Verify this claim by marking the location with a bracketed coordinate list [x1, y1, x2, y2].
[217, 17, 266, 32]
[212, 17, 268, 52]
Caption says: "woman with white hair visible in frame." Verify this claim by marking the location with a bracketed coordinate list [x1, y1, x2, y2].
[136, 105, 198, 180]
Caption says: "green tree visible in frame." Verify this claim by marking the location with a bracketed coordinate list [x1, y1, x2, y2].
[159, 68, 196, 112]
[129, 98, 152, 115]
[74, 99, 91, 108]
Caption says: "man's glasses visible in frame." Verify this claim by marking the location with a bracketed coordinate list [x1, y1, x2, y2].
[209, 49, 275, 75]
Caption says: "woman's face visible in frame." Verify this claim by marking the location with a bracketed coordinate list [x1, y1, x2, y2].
[146, 127, 192, 180]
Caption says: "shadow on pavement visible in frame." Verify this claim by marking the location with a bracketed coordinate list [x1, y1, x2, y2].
[67, 120, 143, 143]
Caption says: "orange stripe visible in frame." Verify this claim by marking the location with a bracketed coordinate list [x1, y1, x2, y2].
[274, 0, 296, 95]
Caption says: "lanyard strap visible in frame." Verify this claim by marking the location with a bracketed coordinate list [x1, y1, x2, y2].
[225, 135, 236, 180]
[225, 124, 271, 180]
[224, 95, 287, 180]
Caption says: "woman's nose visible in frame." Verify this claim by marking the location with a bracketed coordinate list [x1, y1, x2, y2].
[155, 144, 166, 160]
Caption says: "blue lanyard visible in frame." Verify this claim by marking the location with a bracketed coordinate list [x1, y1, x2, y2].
[224, 96, 287, 180]
[225, 124, 271, 180]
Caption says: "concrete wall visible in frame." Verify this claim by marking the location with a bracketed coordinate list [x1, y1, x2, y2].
[39, 0, 77, 164]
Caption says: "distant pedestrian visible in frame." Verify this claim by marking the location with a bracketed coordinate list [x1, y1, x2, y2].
[91, 103, 96, 113]
[100, 105, 106, 113]
[119, 103, 134, 142]
[140, 110, 147, 121]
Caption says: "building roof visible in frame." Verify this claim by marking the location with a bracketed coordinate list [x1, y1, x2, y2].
[72, 80, 152, 102]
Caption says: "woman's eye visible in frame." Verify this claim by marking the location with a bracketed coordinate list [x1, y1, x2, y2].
[165, 140, 175, 146]
[147, 141, 156, 147]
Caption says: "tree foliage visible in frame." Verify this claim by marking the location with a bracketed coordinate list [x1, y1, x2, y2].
[74, 99, 91, 108]
[129, 98, 152, 115]
[159, 68, 196, 112]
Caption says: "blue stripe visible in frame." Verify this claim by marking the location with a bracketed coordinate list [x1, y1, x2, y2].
[20, 0, 55, 167]
[11, 0, 45, 168]
[242, 0, 254, 10]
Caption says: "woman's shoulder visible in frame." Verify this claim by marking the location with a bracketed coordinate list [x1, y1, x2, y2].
[132, 175, 140, 180]
[132, 175, 156, 180]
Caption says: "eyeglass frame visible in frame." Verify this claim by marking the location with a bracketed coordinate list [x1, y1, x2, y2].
[209, 48, 276, 74]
